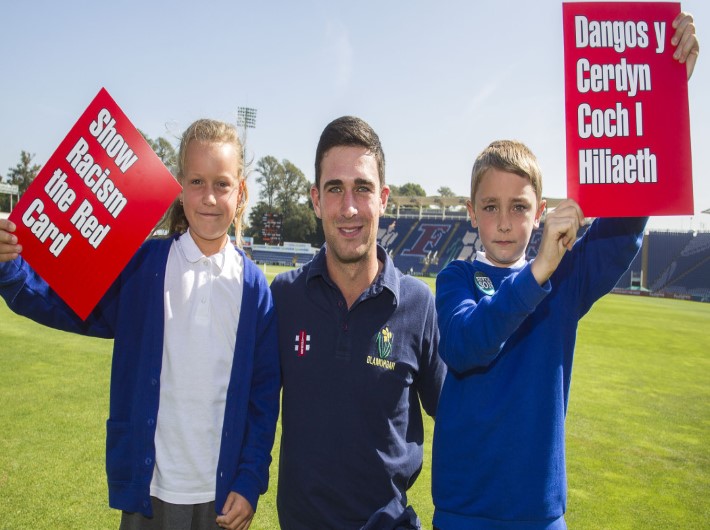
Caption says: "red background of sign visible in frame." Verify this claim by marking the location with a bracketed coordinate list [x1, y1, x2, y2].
[9, 88, 181, 319]
[563, 2, 693, 217]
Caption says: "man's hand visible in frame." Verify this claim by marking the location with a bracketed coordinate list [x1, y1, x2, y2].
[216, 492, 254, 530]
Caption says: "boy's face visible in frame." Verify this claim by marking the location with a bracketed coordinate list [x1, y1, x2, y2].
[467, 168, 545, 267]
[311, 145, 389, 267]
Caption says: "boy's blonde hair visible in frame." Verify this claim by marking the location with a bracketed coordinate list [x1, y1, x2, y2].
[159, 119, 249, 245]
[470, 140, 543, 204]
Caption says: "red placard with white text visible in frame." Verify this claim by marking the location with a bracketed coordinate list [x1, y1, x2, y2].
[9, 88, 181, 319]
[562, 2, 693, 216]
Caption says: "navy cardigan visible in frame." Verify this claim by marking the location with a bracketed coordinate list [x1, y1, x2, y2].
[0, 235, 280, 516]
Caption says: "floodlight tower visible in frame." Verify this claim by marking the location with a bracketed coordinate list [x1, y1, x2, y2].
[236, 106, 257, 161]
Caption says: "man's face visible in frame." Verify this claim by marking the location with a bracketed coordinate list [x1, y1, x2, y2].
[311, 145, 389, 266]
[467, 168, 544, 267]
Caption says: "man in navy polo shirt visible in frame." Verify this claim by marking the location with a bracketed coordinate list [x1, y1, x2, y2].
[271, 116, 446, 529]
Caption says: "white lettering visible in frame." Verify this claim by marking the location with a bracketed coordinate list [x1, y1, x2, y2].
[20, 198, 72, 256]
[578, 102, 629, 139]
[654, 21, 666, 53]
[69, 199, 112, 249]
[575, 16, 649, 52]
[577, 58, 651, 97]
[579, 148, 657, 185]
[44, 168, 76, 212]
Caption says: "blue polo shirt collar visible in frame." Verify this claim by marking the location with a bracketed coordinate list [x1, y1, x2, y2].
[306, 244, 400, 304]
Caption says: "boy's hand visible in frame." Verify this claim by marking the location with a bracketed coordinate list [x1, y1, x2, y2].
[672, 12, 699, 80]
[0, 219, 22, 262]
[216, 491, 254, 530]
[531, 199, 585, 285]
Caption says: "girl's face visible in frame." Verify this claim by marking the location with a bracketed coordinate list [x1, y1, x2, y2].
[181, 140, 242, 256]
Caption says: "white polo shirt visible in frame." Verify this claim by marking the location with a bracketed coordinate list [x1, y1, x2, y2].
[151, 230, 243, 504]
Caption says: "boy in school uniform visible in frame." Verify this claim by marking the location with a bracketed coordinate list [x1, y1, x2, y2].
[432, 14, 698, 529]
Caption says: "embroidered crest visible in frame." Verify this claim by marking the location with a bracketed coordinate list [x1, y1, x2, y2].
[474, 271, 495, 296]
[294, 330, 310, 357]
[376, 326, 393, 359]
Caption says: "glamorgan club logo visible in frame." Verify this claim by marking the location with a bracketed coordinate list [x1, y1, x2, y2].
[376, 326, 393, 359]
[367, 326, 396, 371]
[294, 330, 310, 357]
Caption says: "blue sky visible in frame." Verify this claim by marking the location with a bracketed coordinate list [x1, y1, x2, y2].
[1, 0, 707, 230]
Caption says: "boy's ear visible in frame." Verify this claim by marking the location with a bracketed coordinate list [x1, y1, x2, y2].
[534, 199, 546, 228]
[466, 199, 478, 228]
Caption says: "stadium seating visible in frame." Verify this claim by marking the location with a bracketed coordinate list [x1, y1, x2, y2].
[250, 248, 315, 266]
[646, 232, 710, 299]
[376, 217, 709, 302]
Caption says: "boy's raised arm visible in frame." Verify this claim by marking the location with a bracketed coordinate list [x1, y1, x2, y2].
[530, 199, 584, 285]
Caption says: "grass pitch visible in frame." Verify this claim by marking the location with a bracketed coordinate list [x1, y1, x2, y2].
[0, 268, 708, 528]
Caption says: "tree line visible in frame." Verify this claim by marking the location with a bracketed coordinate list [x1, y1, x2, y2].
[0, 132, 460, 245]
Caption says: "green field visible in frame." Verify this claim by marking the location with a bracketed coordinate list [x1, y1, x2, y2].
[1, 268, 708, 529]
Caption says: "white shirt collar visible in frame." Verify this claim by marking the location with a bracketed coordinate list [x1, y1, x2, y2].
[475, 250, 527, 269]
[177, 229, 234, 272]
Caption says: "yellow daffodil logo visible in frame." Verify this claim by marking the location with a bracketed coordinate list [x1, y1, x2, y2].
[376, 326, 393, 359]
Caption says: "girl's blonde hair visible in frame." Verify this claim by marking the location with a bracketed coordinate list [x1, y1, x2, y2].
[158, 119, 249, 245]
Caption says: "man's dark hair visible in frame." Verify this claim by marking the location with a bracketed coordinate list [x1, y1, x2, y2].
[314, 116, 385, 189]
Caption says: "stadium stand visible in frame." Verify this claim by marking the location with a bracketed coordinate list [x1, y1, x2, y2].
[377, 215, 710, 303]
[646, 232, 710, 300]
[250, 241, 318, 267]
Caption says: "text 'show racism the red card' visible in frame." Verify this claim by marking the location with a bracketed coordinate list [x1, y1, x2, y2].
[10, 88, 181, 319]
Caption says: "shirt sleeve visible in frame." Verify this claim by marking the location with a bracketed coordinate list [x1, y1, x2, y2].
[0, 256, 115, 338]
[230, 272, 281, 511]
[564, 217, 647, 317]
[435, 262, 549, 374]
[414, 288, 446, 418]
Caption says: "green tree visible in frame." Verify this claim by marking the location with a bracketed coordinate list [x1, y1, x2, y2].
[139, 130, 177, 173]
[0, 171, 6, 213]
[437, 186, 456, 197]
[277, 161, 310, 211]
[396, 182, 427, 197]
[248, 156, 317, 244]
[7, 151, 41, 193]
[0, 151, 41, 212]
[254, 155, 283, 209]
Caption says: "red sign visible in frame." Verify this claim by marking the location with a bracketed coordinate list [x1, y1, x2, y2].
[562, 2, 693, 217]
[9, 88, 181, 319]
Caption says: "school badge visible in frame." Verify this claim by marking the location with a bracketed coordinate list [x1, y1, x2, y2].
[474, 271, 495, 296]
